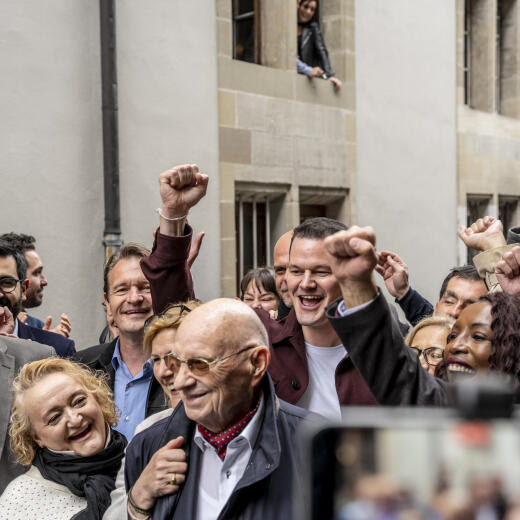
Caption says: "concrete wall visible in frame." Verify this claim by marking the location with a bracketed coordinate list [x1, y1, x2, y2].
[1, 1, 220, 348]
[355, 0, 458, 303]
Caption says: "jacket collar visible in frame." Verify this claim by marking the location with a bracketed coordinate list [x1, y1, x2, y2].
[156, 375, 282, 519]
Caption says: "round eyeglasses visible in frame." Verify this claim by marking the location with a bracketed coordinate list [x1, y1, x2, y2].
[151, 345, 256, 376]
[409, 346, 444, 366]
[0, 276, 22, 294]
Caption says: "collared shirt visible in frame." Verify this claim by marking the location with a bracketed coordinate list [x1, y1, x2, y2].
[13, 319, 19, 337]
[193, 395, 265, 520]
[111, 340, 153, 441]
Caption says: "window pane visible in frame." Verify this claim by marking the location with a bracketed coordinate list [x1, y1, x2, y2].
[236, 0, 254, 15]
[234, 19, 255, 63]
[256, 202, 267, 267]
[300, 204, 327, 224]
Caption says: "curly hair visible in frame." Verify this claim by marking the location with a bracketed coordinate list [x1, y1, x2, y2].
[143, 300, 202, 359]
[435, 293, 520, 381]
[10, 358, 118, 466]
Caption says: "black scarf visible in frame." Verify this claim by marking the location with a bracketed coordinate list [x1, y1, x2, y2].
[32, 428, 127, 520]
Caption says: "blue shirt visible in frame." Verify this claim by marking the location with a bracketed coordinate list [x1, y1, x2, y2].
[111, 339, 153, 441]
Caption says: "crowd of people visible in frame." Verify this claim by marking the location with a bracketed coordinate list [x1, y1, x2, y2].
[0, 163, 520, 519]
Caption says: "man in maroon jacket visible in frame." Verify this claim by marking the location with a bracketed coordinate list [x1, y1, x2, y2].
[146, 164, 377, 419]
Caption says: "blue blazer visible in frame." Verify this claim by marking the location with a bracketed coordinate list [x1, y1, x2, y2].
[17, 320, 75, 358]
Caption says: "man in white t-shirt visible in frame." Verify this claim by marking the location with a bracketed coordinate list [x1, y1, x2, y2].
[256, 217, 378, 420]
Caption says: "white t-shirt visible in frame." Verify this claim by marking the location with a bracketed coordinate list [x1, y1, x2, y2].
[296, 342, 346, 420]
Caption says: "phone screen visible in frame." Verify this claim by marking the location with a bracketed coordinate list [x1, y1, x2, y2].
[306, 415, 520, 520]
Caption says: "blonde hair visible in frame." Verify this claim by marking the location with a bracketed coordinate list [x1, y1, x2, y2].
[143, 301, 202, 358]
[10, 357, 118, 466]
[405, 315, 455, 347]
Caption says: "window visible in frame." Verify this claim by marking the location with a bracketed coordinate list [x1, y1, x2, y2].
[235, 186, 287, 290]
[464, 0, 472, 105]
[497, 0, 518, 116]
[499, 196, 519, 236]
[300, 204, 327, 224]
[233, 0, 260, 64]
[464, 0, 518, 114]
[466, 195, 492, 263]
[299, 187, 348, 224]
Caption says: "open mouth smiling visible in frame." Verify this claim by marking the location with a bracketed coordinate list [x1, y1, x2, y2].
[68, 424, 92, 442]
[446, 358, 476, 376]
[298, 295, 324, 308]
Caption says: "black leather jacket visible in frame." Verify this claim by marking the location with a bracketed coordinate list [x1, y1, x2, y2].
[298, 21, 335, 78]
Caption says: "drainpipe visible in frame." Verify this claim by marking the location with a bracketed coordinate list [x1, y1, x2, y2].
[99, 0, 122, 261]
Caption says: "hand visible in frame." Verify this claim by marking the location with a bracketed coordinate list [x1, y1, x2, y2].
[458, 216, 506, 252]
[43, 313, 72, 338]
[269, 309, 278, 320]
[0, 306, 15, 335]
[17, 311, 28, 324]
[375, 250, 410, 300]
[131, 436, 187, 511]
[328, 76, 342, 91]
[495, 246, 520, 297]
[159, 164, 209, 218]
[309, 66, 324, 78]
[324, 226, 378, 307]
[187, 231, 205, 269]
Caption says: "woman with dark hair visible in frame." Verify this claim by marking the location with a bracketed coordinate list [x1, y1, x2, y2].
[297, 0, 342, 91]
[331, 292, 520, 406]
[240, 268, 280, 316]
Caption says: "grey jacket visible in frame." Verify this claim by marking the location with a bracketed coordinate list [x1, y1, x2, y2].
[125, 375, 312, 519]
[0, 336, 54, 493]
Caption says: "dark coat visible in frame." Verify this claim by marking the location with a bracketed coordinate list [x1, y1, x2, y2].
[257, 308, 378, 406]
[74, 339, 168, 419]
[0, 337, 54, 493]
[326, 293, 451, 406]
[17, 320, 75, 357]
[125, 375, 311, 520]
[396, 287, 434, 327]
[299, 21, 334, 77]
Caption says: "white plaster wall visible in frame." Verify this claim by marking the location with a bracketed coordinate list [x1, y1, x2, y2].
[1, 1, 104, 348]
[355, 0, 458, 303]
[116, 1, 220, 302]
[1, 1, 220, 348]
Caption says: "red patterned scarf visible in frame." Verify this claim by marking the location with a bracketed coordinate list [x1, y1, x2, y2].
[197, 392, 262, 460]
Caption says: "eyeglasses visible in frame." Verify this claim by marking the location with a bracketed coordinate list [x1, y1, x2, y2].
[144, 303, 193, 331]
[409, 346, 444, 366]
[152, 345, 256, 375]
[0, 276, 22, 294]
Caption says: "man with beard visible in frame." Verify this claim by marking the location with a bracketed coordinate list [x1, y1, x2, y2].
[0, 233, 71, 337]
[0, 240, 75, 357]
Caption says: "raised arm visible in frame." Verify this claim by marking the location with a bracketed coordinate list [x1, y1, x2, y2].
[459, 216, 511, 292]
[324, 226, 450, 406]
[141, 164, 209, 314]
[376, 250, 433, 326]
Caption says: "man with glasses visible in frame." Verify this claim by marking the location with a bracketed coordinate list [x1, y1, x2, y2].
[0, 232, 72, 337]
[0, 240, 75, 357]
[125, 298, 311, 520]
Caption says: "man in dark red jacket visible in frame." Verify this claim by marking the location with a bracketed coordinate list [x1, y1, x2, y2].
[146, 164, 377, 419]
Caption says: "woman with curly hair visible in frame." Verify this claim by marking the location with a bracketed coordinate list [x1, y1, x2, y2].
[336, 292, 520, 406]
[0, 357, 126, 519]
